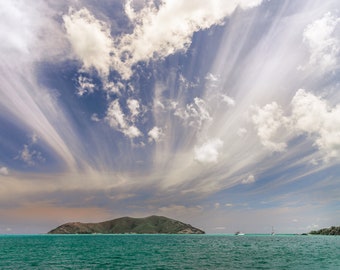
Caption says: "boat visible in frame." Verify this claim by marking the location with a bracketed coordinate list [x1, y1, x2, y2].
[271, 226, 275, 235]
[235, 231, 245, 235]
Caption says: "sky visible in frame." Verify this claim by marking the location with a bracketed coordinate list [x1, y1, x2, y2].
[0, 0, 339, 234]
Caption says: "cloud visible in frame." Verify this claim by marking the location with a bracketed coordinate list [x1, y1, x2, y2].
[76, 75, 96, 96]
[68, 0, 262, 79]
[18, 145, 35, 166]
[103, 81, 125, 95]
[63, 8, 113, 77]
[0, 0, 79, 170]
[148, 126, 164, 143]
[31, 133, 38, 144]
[205, 73, 219, 82]
[252, 89, 340, 161]
[178, 74, 199, 90]
[0, 0, 33, 55]
[0, 0, 66, 59]
[127, 99, 140, 119]
[62, 0, 263, 80]
[194, 138, 224, 164]
[252, 102, 288, 152]
[221, 94, 236, 106]
[303, 12, 340, 72]
[3, 0, 340, 234]
[15, 134, 46, 166]
[105, 99, 142, 138]
[242, 174, 255, 184]
[290, 89, 340, 161]
[117, 0, 236, 78]
[175, 97, 212, 128]
[17, 144, 45, 166]
[91, 113, 100, 122]
[0, 167, 9, 176]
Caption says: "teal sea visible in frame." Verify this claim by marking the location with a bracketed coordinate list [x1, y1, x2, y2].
[0, 234, 339, 269]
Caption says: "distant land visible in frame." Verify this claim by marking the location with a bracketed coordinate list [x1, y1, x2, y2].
[48, 215, 205, 234]
[309, 226, 340, 235]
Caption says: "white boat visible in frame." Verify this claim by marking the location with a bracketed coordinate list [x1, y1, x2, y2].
[271, 226, 275, 235]
[235, 231, 245, 235]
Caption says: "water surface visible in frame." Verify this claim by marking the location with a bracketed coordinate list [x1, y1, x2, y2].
[0, 234, 339, 269]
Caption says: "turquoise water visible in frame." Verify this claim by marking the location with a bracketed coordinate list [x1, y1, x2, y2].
[0, 234, 339, 269]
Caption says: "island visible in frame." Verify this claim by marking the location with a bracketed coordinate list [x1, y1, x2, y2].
[309, 226, 340, 235]
[48, 215, 205, 234]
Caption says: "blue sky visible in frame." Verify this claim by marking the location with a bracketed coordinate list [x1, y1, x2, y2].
[0, 0, 339, 234]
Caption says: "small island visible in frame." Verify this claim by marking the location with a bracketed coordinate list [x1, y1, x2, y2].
[309, 226, 340, 235]
[48, 215, 205, 234]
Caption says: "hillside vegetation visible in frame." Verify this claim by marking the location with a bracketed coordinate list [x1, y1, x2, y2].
[310, 226, 340, 235]
[48, 215, 205, 234]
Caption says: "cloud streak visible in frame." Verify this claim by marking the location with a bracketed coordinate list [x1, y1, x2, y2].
[0, 0, 339, 233]
[62, 0, 264, 79]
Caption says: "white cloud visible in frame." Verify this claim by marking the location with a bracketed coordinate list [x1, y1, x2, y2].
[103, 81, 125, 95]
[76, 75, 96, 96]
[194, 138, 224, 164]
[221, 94, 236, 106]
[114, 0, 263, 79]
[178, 74, 198, 89]
[106, 100, 127, 130]
[252, 89, 340, 161]
[290, 89, 340, 161]
[252, 102, 288, 152]
[242, 174, 255, 184]
[31, 133, 38, 144]
[0, 0, 35, 55]
[0, 167, 9, 176]
[63, 1, 263, 80]
[17, 145, 45, 166]
[127, 99, 140, 119]
[0, 0, 67, 60]
[15, 134, 46, 166]
[125, 126, 142, 139]
[148, 126, 164, 143]
[91, 113, 100, 122]
[105, 100, 142, 138]
[205, 73, 219, 82]
[303, 12, 340, 72]
[0, 0, 79, 170]
[214, 202, 220, 209]
[63, 8, 112, 77]
[20, 145, 33, 165]
[175, 97, 212, 128]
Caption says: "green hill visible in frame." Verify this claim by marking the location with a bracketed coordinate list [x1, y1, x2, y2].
[48, 215, 205, 234]
[309, 226, 340, 235]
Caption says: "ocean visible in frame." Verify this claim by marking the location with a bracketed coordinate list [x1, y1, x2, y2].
[0, 234, 339, 269]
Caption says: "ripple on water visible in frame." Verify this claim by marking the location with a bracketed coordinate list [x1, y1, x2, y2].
[0, 235, 339, 269]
